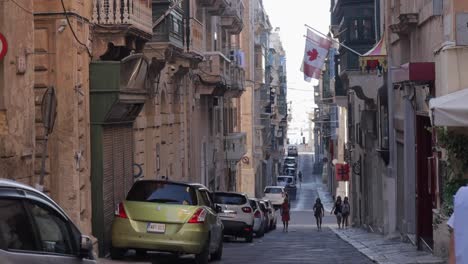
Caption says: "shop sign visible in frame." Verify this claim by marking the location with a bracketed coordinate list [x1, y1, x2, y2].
[0, 33, 7, 60]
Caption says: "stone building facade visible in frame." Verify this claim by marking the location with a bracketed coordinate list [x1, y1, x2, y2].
[0, 0, 283, 257]
[0, 0, 94, 236]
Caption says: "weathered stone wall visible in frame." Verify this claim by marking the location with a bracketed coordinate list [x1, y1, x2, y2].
[0, 0, 35, 183]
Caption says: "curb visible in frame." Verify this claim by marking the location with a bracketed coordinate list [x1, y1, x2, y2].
[331, 228, 445, 264]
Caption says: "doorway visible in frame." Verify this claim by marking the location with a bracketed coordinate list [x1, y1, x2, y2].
[416, 115, 433, 249]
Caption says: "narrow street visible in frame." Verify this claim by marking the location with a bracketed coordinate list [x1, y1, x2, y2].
[100, 154, 372, 264]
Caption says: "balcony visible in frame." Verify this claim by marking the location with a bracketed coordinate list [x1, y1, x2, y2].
[255, 67, 265, 84]
[225, 133, 247, 162]
[221, 0, 244, 34]
[199, 0, 229, 16]
[196, 52, 232, 95]
[225, 66, 245, 98]
[92, 0, 152, 37]
[150, 1, 184, 48]
[90, 54, 150, 124]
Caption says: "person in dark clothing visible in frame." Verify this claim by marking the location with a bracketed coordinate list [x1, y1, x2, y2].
[313, 198, 325, 231]
[281, 196, 290, 232]
[331, 196, 343, 229]
[341, 197, 351, 228]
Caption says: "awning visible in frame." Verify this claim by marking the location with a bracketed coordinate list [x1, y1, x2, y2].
[429, 88, 468, 126]
[360, 32, 387, 73]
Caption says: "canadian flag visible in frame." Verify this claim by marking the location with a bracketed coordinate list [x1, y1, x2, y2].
[301, 29, 332, 82]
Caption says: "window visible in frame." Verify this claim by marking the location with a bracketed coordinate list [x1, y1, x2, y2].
[214, 193, 247, 205]
[349, 18, 374, 42]
[27, 202, 76, 255]
[127, 181, 198, 205]
[0, 199, 36, 251]
[264, 187, 283, 194]
[199, 190, 213, 207]
[249, 200, 258, 210]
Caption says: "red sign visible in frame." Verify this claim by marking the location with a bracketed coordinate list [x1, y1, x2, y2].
[0, 33, 7, 60]
[335, 163, 350, 181]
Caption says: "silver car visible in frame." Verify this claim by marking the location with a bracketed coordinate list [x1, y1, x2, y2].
[249, 198, 266, 237]
[0, 179, 95, 264]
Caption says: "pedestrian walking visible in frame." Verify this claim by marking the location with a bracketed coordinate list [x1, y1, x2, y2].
[448, 185, 468, 264]
[281, 195, 290, 232]
[313, 198, 325, 231]
[341, 197, 350, 228]
[331, 196, 343, 229]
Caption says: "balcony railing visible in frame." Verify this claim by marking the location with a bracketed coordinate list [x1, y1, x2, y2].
[225, 133, 247, 162]
[199, 52, 232, 84]
[230, 66, 245, 91]
[92, 0, 152, 35]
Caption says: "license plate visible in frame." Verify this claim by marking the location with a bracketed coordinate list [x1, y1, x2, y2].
[147, 223, 166, 233]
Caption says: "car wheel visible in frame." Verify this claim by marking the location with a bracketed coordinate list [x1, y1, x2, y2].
[211, 236, 223, 261]
[110, 247, 126, 260]
[245, 231, 254, 243]
[256, 225, 265, 238]
[195, 238, 210, 264]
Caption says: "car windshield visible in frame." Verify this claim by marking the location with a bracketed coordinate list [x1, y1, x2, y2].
[126, 181, 198, 205]
[214, 193, 247, 205]
[264, 187, 282, 194]
[285, 158, 296, 164]
[278, 177, 293, 183]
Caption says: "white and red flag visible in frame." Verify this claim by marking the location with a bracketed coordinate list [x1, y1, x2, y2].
[301, 29, 332, 82]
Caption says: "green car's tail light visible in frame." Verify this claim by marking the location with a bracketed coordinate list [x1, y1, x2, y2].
[115, 202, 128, 218]
[188, 208, 207, 224]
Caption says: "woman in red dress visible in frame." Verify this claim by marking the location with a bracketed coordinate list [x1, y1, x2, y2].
[281, 196, 290, 232]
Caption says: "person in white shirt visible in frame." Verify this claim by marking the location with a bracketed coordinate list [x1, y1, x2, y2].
[447, 186, 468, 264]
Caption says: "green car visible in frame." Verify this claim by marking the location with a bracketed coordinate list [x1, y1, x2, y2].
[111, 180, 224, 264]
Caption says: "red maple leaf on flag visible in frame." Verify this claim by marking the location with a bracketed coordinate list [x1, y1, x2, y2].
[307, 49, 319, 61]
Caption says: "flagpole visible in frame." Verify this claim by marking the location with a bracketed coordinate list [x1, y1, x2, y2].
[304, 24, 363, 57]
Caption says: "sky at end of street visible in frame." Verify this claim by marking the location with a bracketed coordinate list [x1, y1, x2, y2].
[263, 0, 331, 141]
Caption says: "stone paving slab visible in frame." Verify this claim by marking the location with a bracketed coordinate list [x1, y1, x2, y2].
[330, 228, 445, 264]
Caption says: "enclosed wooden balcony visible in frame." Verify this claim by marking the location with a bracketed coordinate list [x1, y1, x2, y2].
[225, 133, 247, 162]
[199, 0, 229, 16]
[92, 0, 153, 37]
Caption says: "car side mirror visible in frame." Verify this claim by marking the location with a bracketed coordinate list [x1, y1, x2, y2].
[80, 235, 94, 259]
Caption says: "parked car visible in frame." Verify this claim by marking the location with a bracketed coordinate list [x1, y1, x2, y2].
[287, 145, 298, 156]
[249, 198, 265, 238]
[257, 200, 271, 234]
[263, 186, 286, 210]
[262, 200, 277, 230]
[277, 176, 297, 200]
[283, 167, 297, 180]
[284, 156, 297, 169]
[0, 179, 96, 264]
[111, 180, 223, 264]
[214, 192, 254, 243]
